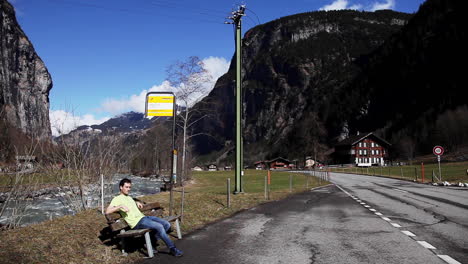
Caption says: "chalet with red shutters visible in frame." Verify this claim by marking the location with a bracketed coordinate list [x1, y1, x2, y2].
[334, 132, 391, 167]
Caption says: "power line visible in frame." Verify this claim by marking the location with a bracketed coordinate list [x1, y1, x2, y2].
[43, 0, 226, 25]
[246, 8, 261, 25]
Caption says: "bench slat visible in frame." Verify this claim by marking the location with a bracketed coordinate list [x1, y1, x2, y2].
[116, 228, 151, 238]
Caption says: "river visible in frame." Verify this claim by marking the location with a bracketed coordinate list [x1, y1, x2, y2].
[0, 174, 164, 227]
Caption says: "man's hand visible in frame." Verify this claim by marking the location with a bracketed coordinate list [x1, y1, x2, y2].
[136, 201, 143, 209]
[120, 205, 130, 212]
[105, 205, 129, 214]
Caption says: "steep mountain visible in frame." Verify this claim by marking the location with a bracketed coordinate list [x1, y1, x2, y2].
[193, 9, 412, 163]
[336, 0, 467, 158]
[0, 0, 52, 160]
[193, 0, 466, 164]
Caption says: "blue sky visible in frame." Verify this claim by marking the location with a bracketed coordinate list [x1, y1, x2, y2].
[9, 0, 426, 135]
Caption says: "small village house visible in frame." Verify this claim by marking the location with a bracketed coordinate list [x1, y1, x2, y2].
[15, 155, 37, 170]
[192, 166, 203, 171]
[254, 157, 292, 170]
[207, 164, 218, 171]
[334, 132, 391, 167]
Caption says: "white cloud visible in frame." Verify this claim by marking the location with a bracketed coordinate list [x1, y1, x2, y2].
[370, 0, 395, 11]
[99, 56, 230, 114]
[49, 109, 110, 136]
[319, 0, 395, 11]
[202, 56, 230, 82]
[320, 0, 349, 11]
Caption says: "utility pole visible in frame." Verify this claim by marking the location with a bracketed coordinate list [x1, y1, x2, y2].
[226, 5, 246, 194]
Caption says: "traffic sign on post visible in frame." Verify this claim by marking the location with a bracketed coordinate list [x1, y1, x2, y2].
[433, 145, 444, 182]
[433, 146, 444, 156]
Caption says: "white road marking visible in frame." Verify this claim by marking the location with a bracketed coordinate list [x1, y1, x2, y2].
[391, 223, 402, 228]
[437, 255, 461, 264]
[393, 188, 409, 193]
[369, 209, 376, 212]
[417, 241, 436, 250]
[375, 212, 383, 216]
[360, 202, 366, 205]
[364, 205, 371, 208]
[382, 217, 391, 221]
[401, 231, 416, 237]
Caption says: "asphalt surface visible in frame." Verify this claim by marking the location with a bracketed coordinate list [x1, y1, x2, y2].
[330, 172, 468, 264]
[137, 178, 452, 264]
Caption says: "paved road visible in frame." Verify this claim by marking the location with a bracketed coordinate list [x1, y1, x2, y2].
[138, 179, 451, 264]
[330, 172, 468, 264]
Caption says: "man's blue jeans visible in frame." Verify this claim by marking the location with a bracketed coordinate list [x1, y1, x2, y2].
[134, 216, 175, 249]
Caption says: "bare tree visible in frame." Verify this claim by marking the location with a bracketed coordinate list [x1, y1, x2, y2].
[166, 56, 213, 183]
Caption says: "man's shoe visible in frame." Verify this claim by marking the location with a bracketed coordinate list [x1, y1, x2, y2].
[170, 247, 183, 257]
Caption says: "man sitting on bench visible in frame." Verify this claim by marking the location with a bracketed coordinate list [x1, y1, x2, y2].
[106, 178, 183, 257]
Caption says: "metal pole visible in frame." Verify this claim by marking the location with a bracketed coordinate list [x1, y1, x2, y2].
[227, 178, 231, 208]
[438, 155, 442, 182]
[169, 97, 177, 215]
[264, 175, 267, 199]
[101, 174, 104, 214]
[233, 7, 245, 194]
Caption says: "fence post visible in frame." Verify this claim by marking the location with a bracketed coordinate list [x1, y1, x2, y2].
[421, 162, 425, 183]
[227, 178, 231, 208]
[400, 167, 404, 178]
[289, 174, 293, 193]
[181, 186, 185, 221]
[414, 167, 418, 182]
[101, 174, 104, 214]
[267, 170, 271, 200]
[264, 175, 267, 199]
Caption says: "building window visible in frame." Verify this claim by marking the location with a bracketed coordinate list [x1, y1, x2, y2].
[364, 150, 367, 155]
[371, 142, 375, 147]
[376, 150, 380, 155]
[359, 142, 362, 147]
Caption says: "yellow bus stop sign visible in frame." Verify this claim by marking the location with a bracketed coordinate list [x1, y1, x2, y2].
[145, 92, 175, 117]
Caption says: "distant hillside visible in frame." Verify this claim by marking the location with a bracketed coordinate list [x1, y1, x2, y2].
[192, 0, 466, 165]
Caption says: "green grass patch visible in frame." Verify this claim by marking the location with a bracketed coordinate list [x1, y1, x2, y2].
[0, 170, 328, 263]
[329, 161, 468, 182]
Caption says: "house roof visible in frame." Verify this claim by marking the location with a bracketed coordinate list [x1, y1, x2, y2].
[267, 157, 291, 163]
[336, 132, 391, 147]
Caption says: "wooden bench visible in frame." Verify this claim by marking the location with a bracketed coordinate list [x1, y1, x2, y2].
[105, 202, 182, 258]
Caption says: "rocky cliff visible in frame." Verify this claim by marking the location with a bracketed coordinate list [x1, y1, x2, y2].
[193, 9, 412, 163]
[0, 0, 52, 140]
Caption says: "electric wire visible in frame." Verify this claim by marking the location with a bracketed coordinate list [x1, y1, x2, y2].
[246, 8, 261, 25]
[43, 0, 226, 25]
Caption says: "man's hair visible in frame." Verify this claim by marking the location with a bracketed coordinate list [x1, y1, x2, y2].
[119, 178, 132, 188]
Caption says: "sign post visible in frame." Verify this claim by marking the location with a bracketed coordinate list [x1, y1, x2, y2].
[145, 92, 177, 214]
[433, 146, 444, 182]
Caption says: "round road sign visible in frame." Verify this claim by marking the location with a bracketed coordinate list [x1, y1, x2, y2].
[433, 146, 444, 156]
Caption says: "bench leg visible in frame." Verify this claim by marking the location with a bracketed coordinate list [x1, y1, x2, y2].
[120, 230, 128, 256]
[175, 219, 182, 239]
[144, 232, 154, 258]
